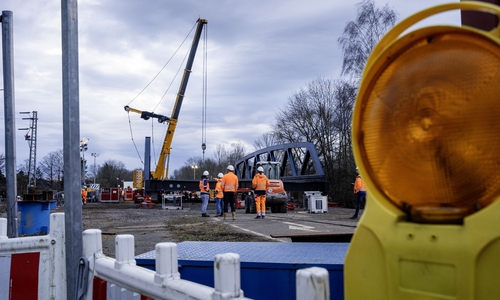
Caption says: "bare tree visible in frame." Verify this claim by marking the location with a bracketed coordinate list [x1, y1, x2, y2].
[212, 144, 227, 167]
[253, 132, 279, 151]
[0, 153, 5, 174]
[171, 142, 247, 180]
[271, 77, 357, 205]
[17, 159, 30, 194]
[227, 142, 246, 167]
[97, 160, 131, 187]
[338, 0, 397, 79]
[38, 149, 64, 190]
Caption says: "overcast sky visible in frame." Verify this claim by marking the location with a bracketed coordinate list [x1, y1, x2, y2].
[0, 0, 460, 176]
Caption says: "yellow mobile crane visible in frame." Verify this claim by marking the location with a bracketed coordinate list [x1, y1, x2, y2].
[124, 18, 207, 180]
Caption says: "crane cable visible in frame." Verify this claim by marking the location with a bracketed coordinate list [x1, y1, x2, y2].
[125, 21, 198, 166]
[125, 22, 197, 108]
[127, 113, 144, 165]
[201, 25, 208, 161]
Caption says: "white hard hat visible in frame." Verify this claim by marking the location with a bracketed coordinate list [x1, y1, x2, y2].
[203, 170, 209, 176]
[257, 166, 264, 172]
[227, 165, 235, 172]
[218, 173, 223, 178]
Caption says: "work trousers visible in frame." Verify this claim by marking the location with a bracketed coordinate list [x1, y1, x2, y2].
[201, 193, 209, 214]
[354, 191, 366, 217]
[215, 197, 224, 215]
[255, 195, 266, 213]
[223, 192, 236, 213]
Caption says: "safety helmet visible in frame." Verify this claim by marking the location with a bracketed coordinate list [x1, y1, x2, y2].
[218, 173, 223, 178]
[257, 166, 264, 172]
[203, 170, 209, 176]
[227, 165, 235, 172]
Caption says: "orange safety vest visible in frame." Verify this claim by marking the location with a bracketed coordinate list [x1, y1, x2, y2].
[354, 176, 366, 193]
[252, 173, 270, 191]
[221, 172, 239, 192]
[215, 179, 223, 198]
[199, 177, 210, 194]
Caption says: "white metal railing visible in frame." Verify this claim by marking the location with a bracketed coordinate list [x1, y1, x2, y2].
[0, 213, 331, 300]
[82, 229, 251, 299]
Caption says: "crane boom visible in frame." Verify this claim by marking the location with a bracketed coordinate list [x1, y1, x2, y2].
[125, 18, 207, 180]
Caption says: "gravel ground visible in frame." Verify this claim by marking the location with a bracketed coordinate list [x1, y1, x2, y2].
[0, 200, 273, 256]
[1, 200, 358, 257]
[78, 201, 267, 256]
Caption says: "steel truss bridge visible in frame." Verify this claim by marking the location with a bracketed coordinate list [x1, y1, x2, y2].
[145, 142, 328, 193]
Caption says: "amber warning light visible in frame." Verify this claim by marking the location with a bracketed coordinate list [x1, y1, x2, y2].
[352, 2, 500, 224]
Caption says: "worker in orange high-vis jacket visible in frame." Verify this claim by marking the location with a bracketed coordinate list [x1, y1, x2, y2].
[252, 166, 270, 219]
[350, 167, 366, 219]
[199, 171, 211, 217]
[214, 173, 224, 217]
[81, 186, 88, 206]
[221, 165, 238, 220]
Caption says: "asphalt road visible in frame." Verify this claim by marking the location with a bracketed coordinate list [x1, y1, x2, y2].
[213, 205, 360, 242]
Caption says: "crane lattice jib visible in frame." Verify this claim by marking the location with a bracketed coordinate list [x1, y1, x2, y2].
[154, 18, 207, 180]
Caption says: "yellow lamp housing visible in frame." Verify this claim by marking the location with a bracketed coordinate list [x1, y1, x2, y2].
[345, 2, 500, 300]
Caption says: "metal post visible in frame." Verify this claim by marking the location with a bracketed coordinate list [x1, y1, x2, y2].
[61, 0, 83, 299]
[192, 165, 198, 180]
[1, 10, 18, 238]
[91, 152, 98, 184]
[144, 137, 151, 192]
[79, 138, 88, 186]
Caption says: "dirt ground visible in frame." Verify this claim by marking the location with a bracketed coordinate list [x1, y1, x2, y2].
[78, 201, 273, 256]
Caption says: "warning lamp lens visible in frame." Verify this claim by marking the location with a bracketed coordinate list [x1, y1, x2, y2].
[357, 28, 500, 223]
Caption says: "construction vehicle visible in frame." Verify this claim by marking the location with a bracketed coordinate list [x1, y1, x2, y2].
[125, 18, 207, 182]
[235, 142, 328, 214]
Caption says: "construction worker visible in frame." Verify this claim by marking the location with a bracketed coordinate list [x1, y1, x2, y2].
[81, 186, 88, 205]
[252, 166, 270, 219]
[199, 170, 211, 217]
[350, 167, 366, 219]
[221, 165, 238, 220]
[215, 173, 224, 217]
[119, 186, 124, 201]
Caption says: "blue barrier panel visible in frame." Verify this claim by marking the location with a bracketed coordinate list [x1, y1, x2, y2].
[17, 201, 56, 235]
[136, 241, 348, 300]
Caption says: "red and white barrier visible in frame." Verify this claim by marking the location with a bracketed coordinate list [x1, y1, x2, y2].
[0, 213, 66, 299]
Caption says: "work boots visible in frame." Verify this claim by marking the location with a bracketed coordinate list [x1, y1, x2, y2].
[232, 211, 236, 220]
[223, 212, 227, 220]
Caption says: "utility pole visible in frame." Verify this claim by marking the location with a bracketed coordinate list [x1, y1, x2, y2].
[62, 0, 83, 297]
[2, 10, 19, 238]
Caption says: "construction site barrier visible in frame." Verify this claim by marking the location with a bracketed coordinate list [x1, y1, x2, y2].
[0, 213, 66, 299]
[0, 213, 331, 300]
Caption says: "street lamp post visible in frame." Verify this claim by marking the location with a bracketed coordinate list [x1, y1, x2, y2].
[91, 152, 99, 184]
[80, 137, 89, 186]
[191, 165, 198, 180]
